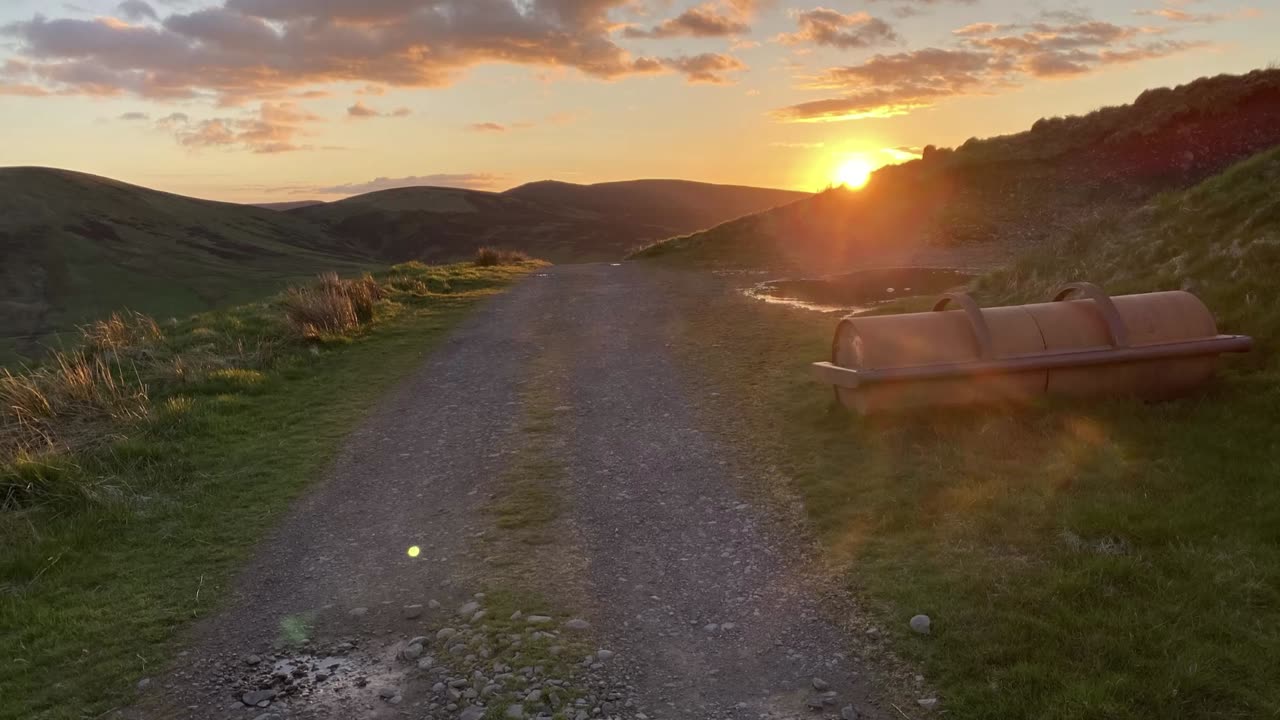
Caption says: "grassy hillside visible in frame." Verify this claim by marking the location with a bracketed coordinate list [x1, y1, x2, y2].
[663, 146, 1280, 719]
[976, 144, 1280, 365]
[295, 180, 809, 264]
[503, 179, 807, 236]
[637, 68, 1280, 272]
[0, 168, 364, 361]
[0, 258, 540, 719]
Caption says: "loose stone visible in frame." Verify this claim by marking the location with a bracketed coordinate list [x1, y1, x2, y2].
[910, 615, 932, 635]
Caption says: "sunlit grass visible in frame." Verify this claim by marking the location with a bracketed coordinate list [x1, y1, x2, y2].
[672, 288, 1280, 720]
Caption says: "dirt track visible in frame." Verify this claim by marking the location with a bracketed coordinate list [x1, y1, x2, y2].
[131, 264, 913, 720]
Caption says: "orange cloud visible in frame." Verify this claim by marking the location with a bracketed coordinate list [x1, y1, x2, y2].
[777, 9, 899, 49]
[774, 13, 1206, 122]
[348, 100, 409, 119]
[623, 4, 751, 39]
[170, 102, 321, 153]
[313, 174, 508, 195]
[0, 1, 745, 101]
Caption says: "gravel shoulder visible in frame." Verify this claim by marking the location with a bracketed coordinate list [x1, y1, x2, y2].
[126, 263, 913, 720]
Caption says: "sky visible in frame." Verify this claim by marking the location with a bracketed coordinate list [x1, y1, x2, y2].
[0, 0, 1274, 202]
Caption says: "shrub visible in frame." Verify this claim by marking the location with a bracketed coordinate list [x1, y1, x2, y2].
[474, 247, 530, 267]
[281, 272, 384, 339]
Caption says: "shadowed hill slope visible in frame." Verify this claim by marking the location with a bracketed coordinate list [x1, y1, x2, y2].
[636, 68, 1280, 272]
[293, 181, 809, 263]
[0, 167, 365, 360]
[503, 179, 807, 236]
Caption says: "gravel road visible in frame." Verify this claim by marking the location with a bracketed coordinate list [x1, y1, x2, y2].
[128, 263, 912, 720]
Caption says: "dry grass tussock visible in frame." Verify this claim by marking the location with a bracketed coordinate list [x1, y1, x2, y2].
[474, 247, 531, 267]
[81, 311, 163, 356]
[1, 350, 149, 463]
[281, 272, 385, 339]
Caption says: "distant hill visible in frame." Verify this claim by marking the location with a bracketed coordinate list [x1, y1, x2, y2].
[636, 68, 1280, 271]
[503, 179, 807, 237]
[0, 170, 806, 359]
[254, 201, 324, 211]
[0, 167, 364, 360]
[293, 180, 808, 263]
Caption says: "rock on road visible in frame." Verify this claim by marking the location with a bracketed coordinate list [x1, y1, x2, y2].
[130, 263, 902, 720]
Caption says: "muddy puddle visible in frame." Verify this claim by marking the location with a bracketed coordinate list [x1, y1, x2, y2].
[745, 267, 975, 313]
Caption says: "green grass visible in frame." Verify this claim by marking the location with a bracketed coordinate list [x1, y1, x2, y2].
[0, 260, 540, 720]
[661, 148, 1280, 719]
[672, 292, 1280, 720]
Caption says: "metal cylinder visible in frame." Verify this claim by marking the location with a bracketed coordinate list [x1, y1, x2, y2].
[816, 283, 1252, 414]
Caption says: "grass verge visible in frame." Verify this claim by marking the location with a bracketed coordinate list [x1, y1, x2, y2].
[0, 260, 542, 720]
[668, 285, 1280, 720]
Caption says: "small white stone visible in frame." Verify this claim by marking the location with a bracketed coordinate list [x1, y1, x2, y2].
[909, 615, 932, 635]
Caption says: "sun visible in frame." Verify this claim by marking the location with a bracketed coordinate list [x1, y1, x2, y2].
[834, 157, 874, 189]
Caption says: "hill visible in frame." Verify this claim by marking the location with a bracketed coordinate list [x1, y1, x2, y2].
[292, 180, 808, 263]
[503, 179, 807, 236]
[0, 167, 364, 361]
[976, 142, 1280, 364]
[254, 200, 324, 211]
[636, 68, 1280, 271]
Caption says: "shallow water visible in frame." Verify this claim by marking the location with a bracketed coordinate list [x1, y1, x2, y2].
[745, 267, 975, 313]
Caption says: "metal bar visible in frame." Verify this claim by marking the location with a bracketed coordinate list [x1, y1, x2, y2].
[1052, 282, 1130, 348]
[813, 335, 1254, 388]
[933, 292, 995, 359]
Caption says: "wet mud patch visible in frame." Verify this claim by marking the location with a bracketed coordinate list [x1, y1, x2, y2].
[747, 267, 974, 313]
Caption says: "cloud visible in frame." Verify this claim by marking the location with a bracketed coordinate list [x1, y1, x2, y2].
[882, 146, 922, 161]
[1134, 6, 1263, 24]
[623, 4, 750, 39]
[868, 0, 978, 19]
[117, 1, 159, 21]
[0, 1, 745, 101]
[770, 141, 825, 148]
[777, 9, 899, 50]
[314, 173, 507, 195]
[774, 14, 1205, 122]
[156, 111, 189, 128]
[660, 53, 746, 84]
[952, 22, 1007, 37]
[0, 83, 49, 96]
[119, 110, 150, 120]
[169, 102, 320, 153]
[347, 99, 408, 118]
[348, 101, 379, 118]
[469, 122, 507, 132]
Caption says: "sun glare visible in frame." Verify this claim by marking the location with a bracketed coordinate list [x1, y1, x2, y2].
[835, 157, 874, 189]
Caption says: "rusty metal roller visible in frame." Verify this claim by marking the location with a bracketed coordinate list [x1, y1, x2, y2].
[812, 282, 1253, 414]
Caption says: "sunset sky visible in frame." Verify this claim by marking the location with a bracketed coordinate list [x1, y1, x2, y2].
[0, 0, 1273, 202]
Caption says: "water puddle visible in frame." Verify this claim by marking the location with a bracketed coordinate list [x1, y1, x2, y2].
[228, 640, 409, 716]
[745, 267, 974, 314]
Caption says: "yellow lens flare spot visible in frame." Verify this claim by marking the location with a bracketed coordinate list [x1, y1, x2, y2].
[407, 546, 421, 558]
[834, 156, 874, 189]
